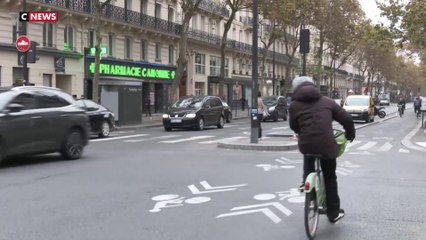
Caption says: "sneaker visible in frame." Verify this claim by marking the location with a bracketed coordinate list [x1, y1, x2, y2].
[329, 209, 345, 224]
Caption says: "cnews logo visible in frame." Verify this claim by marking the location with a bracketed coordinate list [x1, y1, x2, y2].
[19, 12, 58, 22]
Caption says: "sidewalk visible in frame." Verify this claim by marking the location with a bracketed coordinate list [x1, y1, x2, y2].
[115, 109, 251, 130]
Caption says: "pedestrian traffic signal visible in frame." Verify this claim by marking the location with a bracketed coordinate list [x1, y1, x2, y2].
[28, 41, 39, 63]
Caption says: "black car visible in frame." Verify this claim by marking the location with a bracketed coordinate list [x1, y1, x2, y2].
[0, 86, 90, 164]
[262, 96, 288, 122]
[162, 96, 225, 131]
[222, 101, 232, 123]
[76, 99, 115, 138]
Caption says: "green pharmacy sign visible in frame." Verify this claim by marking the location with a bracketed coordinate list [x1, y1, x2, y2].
[89, 62, 176, 80]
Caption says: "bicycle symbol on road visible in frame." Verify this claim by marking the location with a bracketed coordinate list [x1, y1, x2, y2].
[216, 188, 304, 224]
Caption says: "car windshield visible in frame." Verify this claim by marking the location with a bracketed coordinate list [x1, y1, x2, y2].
[262, 97, 278, 106]
[345, 98, 368, 106]
[0, 91, 15, 110]
[172, 97, 203, 108]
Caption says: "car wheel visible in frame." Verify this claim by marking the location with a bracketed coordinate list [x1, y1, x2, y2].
[0, 140, 4, 165]
[197, 117, 204, 130]
[283, 112, 288, 121]
[164, 126, 172, 132]
[61, 129, 84, 160]
[217, 116, 224, 128]
[98, 120, 110, 138]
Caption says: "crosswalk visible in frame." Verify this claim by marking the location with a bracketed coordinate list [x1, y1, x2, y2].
[92, 133, 413, 153]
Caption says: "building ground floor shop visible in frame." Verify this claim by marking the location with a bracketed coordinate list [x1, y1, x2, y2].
[84, 57, 176, 125]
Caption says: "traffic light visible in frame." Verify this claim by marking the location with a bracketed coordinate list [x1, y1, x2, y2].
[299, 29, 310, 54]
[28, 41, 39, 63]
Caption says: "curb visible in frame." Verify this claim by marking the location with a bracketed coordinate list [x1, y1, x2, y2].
[217, 141, 298, 152]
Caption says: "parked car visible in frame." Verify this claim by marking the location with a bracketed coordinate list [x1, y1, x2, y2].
[162, 96, 225, 131]
[343, 95, 375, 123]
[221, 101, 232, 123]
[0, 86, 90, 164]
[379, 98, 390, 106]
[262, 96, 288, 122]
[76, 99, 115, 138]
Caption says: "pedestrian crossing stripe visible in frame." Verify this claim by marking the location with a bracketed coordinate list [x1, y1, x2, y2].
[357, 141, 378, 150]
[377, 142, 392, 152]
[123, 135, 182, 143]
[199, 136, 247, 144]
[159, 136, 214, 143]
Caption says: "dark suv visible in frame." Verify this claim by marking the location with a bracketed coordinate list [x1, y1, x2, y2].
[162, 96, 225, 131]
[0, 86, 90, 164]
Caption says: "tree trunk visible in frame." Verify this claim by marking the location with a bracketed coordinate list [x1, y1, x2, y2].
[219, 10, 236, 100]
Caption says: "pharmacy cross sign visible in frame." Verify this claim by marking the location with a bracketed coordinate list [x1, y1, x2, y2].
[16, 36, 31, 52]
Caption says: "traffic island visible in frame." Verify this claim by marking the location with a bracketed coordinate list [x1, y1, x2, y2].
[217, 138, 298, 151]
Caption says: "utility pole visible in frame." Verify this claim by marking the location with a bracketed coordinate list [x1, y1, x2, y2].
[22, 0, 29, 85]
[272, 20, 275, 95]
[250, 0, 259, 144]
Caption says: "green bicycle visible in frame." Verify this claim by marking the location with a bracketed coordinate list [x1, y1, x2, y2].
[303, 129, 348, 240]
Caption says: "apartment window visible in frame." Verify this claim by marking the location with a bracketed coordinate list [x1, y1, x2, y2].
[155, 43, 161, 61]
[43, 23, 54, 47]
[210, 56, 221, 76]
[108, 33, 115, 56]
[12, 22, 24, 43]
[195, 53, 205, 75]
[140, 0, 147, 14]
[64, 26, 74, 51]
[155, 3, 161, 18]
[140, 40, 147, 60]
[168, 45, 174, 65]
[168, 7, 174, 22]
[225, 58, 229, 77]
[195, 82, 205, 96]
[125, 37, 132, 59]
[192, 15, 198, 29]
[125, 0, 132, 10]
[200, 16, 205, 30]
[88, 30, 95, 47]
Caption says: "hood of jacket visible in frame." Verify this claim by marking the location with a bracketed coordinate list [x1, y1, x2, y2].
[292, 82, 322, 102]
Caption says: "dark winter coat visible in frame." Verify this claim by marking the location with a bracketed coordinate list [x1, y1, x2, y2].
[289, 82, 355, 159]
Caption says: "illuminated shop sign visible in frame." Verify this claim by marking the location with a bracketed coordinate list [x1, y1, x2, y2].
[89, 62, 176, 80]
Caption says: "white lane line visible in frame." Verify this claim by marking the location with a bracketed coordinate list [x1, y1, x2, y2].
[357, 141, 378, 150]
[272, 126, 289, 130]
[416, 142, 426, 148]
[346, 140, 362, 149]
[199, 136, 247, 144]
[377, 142, 393, 152]
[336, 170, 348, 176]
[159, 136, 214, 143]
[90, 134, 150, 142]
[398, 148, 410, 153]
[123, 135, 181, 143]
[336, 167, 353, 173]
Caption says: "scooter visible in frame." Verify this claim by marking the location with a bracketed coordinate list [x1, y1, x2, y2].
[375, 106, 386, 118]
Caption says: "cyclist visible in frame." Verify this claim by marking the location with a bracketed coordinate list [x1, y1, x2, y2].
[289, 76, 356, 224]
[398, 97, 406, 115]
[413, 96, 422, 117]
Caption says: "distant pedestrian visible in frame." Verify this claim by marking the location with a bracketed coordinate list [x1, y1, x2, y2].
[240, 97, 245, 111]
[145, 96, 152, 119]
[258, 91, 267, 139]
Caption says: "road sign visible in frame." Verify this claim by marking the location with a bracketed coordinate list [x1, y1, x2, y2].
[16, 36, 31, 52]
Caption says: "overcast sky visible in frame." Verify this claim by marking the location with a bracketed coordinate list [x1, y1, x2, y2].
[358, 0, 388, 25]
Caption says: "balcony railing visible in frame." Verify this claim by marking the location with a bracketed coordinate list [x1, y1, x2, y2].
[31, 0, 183, 35]
[198, 0, 229, 18]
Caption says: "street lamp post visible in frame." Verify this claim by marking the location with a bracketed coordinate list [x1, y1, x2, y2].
[250, 0, 259, 144]
[11, 0, 29, 86]
[272, 21, 276, 96]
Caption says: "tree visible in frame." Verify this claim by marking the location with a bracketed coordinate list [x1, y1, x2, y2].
[218, 0, 251, 100]
[93, 0, 113, 103]
[169, 0, 202, 104]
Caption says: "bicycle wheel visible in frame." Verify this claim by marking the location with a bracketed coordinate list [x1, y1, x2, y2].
[304, 190, 319, 240]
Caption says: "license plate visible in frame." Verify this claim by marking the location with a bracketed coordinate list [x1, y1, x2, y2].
[350, 113, 358, 116]
[171, 119, 182, 123]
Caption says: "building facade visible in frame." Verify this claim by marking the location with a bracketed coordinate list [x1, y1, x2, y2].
[0, 0, 298, 124]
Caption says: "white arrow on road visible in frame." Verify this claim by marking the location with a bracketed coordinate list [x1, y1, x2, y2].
[216, 202, 292, 224]
[188, 181, 247, 195]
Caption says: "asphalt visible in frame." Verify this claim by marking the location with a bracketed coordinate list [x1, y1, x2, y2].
[114, 108, 426, 152]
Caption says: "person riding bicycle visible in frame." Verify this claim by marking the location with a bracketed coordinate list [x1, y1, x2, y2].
[398, 97, 406, 115]
[413, 96, 422, 116]
[289, 76, 356, 224]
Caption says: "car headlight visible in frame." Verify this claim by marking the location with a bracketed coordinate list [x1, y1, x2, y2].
[185, 113, 196, 118]
[268, 106, 275, 112]
[162, 114, 170, 118]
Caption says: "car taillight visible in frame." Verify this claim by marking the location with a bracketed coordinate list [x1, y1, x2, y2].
[305, 182, 310, 191]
